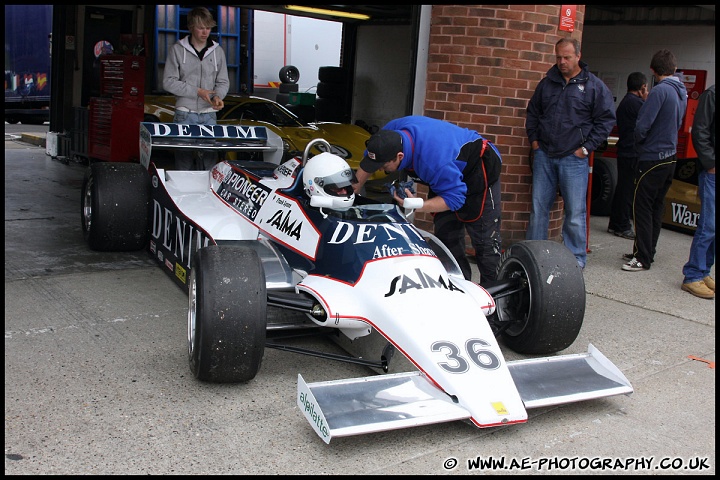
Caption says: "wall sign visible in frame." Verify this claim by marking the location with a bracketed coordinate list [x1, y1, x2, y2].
[559, 5, 576, 33]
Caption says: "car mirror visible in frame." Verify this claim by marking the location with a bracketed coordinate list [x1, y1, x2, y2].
[403, 198, 423, 210]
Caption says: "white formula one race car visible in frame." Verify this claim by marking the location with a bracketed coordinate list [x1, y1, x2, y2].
[80, 122, 633, 444]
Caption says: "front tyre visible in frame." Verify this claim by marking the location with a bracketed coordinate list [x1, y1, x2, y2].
[494, 240, 585, 354]
[80, 162, 150, 251]
[188, 246, 267, 383]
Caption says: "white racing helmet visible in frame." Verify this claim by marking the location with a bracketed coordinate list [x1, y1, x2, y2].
[303, 152, 355, 210]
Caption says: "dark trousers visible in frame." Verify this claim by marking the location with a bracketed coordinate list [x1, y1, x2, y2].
[608, 155, 638, 232]
[631, 158, 676, 267]
[433, 179, 502, 286]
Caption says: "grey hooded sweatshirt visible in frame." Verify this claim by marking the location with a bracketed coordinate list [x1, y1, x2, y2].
[634, 76, 687, 162]
[163, 36, 229, 113]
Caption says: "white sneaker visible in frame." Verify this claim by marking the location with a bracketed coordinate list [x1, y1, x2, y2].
[622, 257, 646, 272]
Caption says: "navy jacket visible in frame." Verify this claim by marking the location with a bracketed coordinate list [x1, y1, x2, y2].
[526, 61, 616, 158]
[634, 76, 687, 162]
[615, 92, 644, 158]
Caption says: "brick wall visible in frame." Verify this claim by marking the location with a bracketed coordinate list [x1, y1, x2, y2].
[416, 5, 585, 250]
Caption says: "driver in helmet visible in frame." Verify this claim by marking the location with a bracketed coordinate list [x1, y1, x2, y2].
[302, 152, 355, 211]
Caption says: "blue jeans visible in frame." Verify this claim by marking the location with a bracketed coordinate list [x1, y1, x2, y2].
[173, 110, 218, 170]
[526, 149, 589, 268]
[682, 170, 715, 283]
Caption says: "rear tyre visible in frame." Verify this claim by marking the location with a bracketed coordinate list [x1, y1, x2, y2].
[279, 83, 299, 93]
[188, 246, 267, 383]
[316, 81, 345, 99]
[495, 240, 584, 354]
[275, 93, 290, 106]
[80, 162, 150, 251]
[318, 66, 346, 83]
[591, 156, 617, 216]
[279, 65, 300, 84]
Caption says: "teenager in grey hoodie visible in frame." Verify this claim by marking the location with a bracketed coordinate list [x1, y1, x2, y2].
[622, 49, 687, 272]
[163, 7, 229, 170]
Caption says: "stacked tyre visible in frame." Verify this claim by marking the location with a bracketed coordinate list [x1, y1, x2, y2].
[315, 66, 349, 123]
[276, 65, 299, 106]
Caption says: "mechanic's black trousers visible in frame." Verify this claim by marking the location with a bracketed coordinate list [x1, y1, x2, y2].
[630, 157, 676, 267]
[433, 180, 502, 286]
[608, 155, 639, 233]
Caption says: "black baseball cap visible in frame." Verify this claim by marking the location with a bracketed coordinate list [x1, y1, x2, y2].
[359, 130, 403, 173]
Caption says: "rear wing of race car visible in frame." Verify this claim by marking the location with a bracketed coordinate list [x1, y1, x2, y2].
[139, 122, 284, 169]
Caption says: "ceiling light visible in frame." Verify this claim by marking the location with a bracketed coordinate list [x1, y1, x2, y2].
[284, 5, 371, 20]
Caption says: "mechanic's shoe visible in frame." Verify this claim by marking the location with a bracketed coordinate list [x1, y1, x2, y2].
[613, 229, 635, 240]
[681, 280, 715, 299]
[704, 276, 715, 292]
[621, 257, 647, 272]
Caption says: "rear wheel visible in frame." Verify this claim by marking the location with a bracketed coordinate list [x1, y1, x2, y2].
[279, 65, 300, 84]
[494, 240, 585, 354]
[318, 66, 346, 83]
[591, 156, 617, 216]
[80, 162, 150, 251]
[188, 246, 267, 383]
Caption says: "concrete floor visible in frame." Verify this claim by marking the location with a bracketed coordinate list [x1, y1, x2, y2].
[4, 133, 715, 475]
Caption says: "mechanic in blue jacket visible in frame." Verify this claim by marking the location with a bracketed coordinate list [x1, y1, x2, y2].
[352, 116, 503, 286]
[525, 38, 616, 269]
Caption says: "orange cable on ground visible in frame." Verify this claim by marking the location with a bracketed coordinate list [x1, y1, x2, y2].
[688, 355, 715, 369]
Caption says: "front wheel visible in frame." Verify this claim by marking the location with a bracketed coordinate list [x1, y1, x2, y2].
[188, 246, 267, 383]
[494, 240, 585, 354]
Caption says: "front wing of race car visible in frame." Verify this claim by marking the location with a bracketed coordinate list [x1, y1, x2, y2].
[298, 344, 632, 443]
[293, 256, 632, 444]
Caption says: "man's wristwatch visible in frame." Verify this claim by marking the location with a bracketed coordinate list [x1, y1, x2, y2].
[581, 146, 589, 156]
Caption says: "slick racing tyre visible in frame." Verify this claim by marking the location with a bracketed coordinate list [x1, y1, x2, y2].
[318, 66, 346, 83]
[188, 245, 267, 383]
[80, 162, 150, 251]
[279, 65, 300, 84]
[591, 156, 617, 216]
[494, 240, 584, 354]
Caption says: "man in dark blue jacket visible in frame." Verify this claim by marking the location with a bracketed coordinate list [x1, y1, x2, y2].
[681, 84, 715, 298]
[607, 72, 648, 240]
[353, 116, 503, 286]
[525, 38, 616, 269]
[622, 49, 687, 272]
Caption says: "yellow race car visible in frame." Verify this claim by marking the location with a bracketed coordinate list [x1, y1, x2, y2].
[144, 94, 393, 193]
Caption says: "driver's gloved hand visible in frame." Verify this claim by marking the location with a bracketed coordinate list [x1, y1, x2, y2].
[386, 179, 415, 199]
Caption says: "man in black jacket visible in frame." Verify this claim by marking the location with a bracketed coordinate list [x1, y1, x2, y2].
[607, 72, 648, 240]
